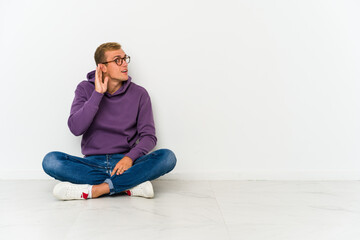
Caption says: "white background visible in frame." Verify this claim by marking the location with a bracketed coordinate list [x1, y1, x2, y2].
[0, 0, 359, 180]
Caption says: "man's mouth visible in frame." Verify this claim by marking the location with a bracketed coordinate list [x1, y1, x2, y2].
[121, 70, 128, 73]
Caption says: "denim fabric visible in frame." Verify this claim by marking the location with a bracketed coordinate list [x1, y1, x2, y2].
[42, 149, 177, 195]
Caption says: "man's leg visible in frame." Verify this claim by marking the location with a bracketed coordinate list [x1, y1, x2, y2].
[42, 151, 109, 184]
[104, 148, 177, 195]
[43, 149, 176, 199]
[42, 151, 110, 199]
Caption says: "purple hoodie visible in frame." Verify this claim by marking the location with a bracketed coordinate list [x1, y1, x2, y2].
[67, 70, 157, 161]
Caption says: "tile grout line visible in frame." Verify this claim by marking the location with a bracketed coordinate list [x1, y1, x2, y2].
[209, 180, 232, 240]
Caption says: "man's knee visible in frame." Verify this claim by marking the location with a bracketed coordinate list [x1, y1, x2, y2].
[158, 148, 177, 172]
[42, 151, 63, 175]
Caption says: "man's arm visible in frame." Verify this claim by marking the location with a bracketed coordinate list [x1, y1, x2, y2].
[110, 90, 157, 176]
[68, 65, 108, 136]
[125, 90, 157, 161]
[67, 87, 103, 136]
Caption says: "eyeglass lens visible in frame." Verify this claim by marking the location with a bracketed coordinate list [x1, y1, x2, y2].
[115, 56, 130, 66]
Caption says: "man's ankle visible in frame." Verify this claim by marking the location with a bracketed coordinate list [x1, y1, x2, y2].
[92, 183, 110, 198]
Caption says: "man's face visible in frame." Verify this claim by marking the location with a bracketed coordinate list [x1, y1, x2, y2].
[102, 48, 129, 81]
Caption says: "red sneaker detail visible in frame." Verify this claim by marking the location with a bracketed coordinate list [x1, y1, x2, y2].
[82, 192, 89, 199]
[126, 190, 131, 196]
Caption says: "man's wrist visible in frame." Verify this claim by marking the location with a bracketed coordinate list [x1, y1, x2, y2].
[124, 156, 133, 162]
[95, 89, 104, 94]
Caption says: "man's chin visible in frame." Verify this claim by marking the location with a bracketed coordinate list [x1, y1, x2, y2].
[113, 77, 128, 82]
[121, 75, 129, 81]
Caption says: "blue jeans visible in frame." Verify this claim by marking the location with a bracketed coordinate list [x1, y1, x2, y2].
[42, 149, 177, 195]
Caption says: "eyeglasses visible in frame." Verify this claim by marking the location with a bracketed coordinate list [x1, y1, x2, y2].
[101, 55, 131, 66]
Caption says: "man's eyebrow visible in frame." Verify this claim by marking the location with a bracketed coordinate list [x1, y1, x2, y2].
[112, 55, 125, 59]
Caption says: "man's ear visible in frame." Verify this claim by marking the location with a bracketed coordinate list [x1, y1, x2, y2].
[99, 64, 107, 73]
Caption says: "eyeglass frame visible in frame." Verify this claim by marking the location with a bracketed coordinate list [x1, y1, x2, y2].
[101, 55, 131, 66]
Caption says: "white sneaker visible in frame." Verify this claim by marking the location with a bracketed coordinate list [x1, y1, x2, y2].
[126, 181, 154, 198]
[53, 182, 91, 200]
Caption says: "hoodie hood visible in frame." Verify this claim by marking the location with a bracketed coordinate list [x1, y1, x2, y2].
[86, 70, 132, 96]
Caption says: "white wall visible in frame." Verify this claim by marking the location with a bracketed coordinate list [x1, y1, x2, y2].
[1, 0, 359, 180]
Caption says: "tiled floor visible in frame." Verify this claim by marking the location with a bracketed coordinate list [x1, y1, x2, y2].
[1, 180, 360, 240]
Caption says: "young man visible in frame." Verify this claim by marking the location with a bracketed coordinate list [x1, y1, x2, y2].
[42, 42, 176, 200]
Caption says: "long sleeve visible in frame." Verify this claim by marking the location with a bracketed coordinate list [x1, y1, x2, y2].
[67, 84, 104, 136]
[125, 91, 157, 161]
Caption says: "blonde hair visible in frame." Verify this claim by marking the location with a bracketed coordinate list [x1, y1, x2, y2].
[94, 42, 122, 65]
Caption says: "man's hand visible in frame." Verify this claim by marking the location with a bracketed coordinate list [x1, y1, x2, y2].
[95, 64, 109, 94]
[111, 156, 133, 177]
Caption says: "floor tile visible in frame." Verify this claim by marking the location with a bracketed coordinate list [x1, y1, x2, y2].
[1, 180, 359, 240]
